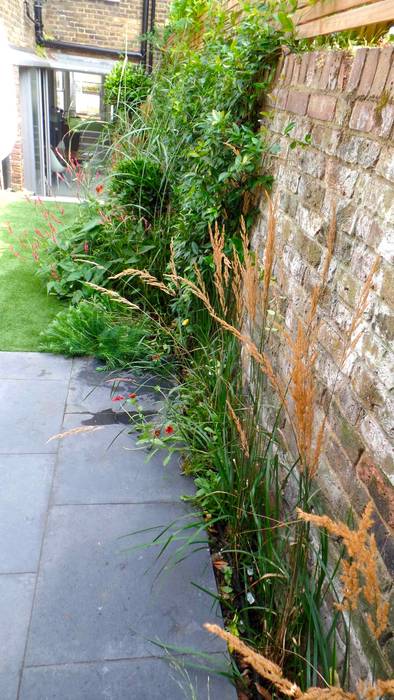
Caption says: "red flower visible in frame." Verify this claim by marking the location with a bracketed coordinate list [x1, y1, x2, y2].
[165, 425, 174, 435]
[112, 395, 125, 402]
[96, 183, 104, 194]
[84, 241, 89, 253]
[128, 393, 137, 399]
[153, 428, 161, 437]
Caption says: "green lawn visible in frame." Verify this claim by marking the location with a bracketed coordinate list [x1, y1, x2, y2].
[0, 195, 78, 351]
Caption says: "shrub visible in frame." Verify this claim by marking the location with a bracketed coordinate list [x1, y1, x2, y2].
[110, 156, 169, 219]
[104, 62, 152, 115]
[40, 297, 164, 368]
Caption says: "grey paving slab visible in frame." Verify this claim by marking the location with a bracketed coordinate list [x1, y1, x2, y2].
[0, 573, 35, 700]
[0, 352, 72, 381]
[66, 357, 170, 414]
[0, 454, 54, 573]
[26, 504, 224, 666]
[0, 378, 69, 454]
[20, 656, 235, 700]
[53, 414, 194, 505]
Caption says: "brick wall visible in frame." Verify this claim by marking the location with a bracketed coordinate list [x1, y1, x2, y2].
[252, 47, 394, 676]
[0, 0, 35, 48]
[43, 0, 146, 54]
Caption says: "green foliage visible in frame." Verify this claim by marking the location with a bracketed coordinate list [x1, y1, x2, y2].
[40, 297, 163, 368]
[105, 0, 290, 309]
[110, 156, 169, 218]
[104, 61, 152, 114]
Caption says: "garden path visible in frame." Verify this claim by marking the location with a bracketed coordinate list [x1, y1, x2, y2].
[0, 351, 235, 700]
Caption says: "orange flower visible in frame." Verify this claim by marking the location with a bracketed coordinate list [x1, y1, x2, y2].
[96, 183, 104, 194]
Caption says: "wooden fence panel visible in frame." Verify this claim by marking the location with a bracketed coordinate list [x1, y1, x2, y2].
[296, 0, 394, 37]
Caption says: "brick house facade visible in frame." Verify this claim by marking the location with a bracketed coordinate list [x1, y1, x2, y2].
[0, 0, 169, 192]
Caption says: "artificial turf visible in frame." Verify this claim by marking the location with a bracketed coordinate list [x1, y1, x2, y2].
[0, 195, 78, 351]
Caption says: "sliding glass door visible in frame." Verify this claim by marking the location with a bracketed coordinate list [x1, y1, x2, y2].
[20, 67, 51, 195]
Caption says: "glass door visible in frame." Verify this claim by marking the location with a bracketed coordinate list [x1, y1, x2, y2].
[20, 68, 51, 195]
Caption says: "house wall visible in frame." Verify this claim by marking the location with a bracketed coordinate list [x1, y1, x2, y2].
[252, 46, 394, 677]
[43, 0, 146, 55]
[0, 0, 36, 49]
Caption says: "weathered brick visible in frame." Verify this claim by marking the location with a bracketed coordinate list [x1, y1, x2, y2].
[291, 55, 302, 86]
[373, 302, 394, 344]
[312, 124, 341, 155]
[298, 52, 309, 84]
[300, 148, 326, 178]
[328, 400, 365, 464]
[370, 46, 394, 97]
[335, 266, 362, 308]
[374, 103, 394, 139]
[325, 158, 359, 198]
[308, 94, 337, 121]
[346, 47, 368, 92]
[296, 202, 324, 238]
[297, 174, 325, 209]
[385, 57, 394, 99]
[375, 261, 394, 308]
[359, 414, 394, 482]
[283, 54, 296, 86]
[337, 135, 380, 167]
[357, 454, 394, 529]
[349, 100, 376, 132]
[376, 146, 394, 183]
[286, 90, 309, 115]
[378, 225, 394, 265]
[357, 48, 379, 97]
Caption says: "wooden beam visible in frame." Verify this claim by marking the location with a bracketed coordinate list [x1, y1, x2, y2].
[297, 0, 394, 37]
[295, 0, 376, 25]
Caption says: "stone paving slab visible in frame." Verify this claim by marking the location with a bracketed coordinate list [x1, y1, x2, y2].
[20, 656, 234, 700]
[0, 352, 236, 699]
[54, 415, 194, 505]
[0, 574, 35, 700]
[0, 351, 72, 382]
[26, 503, 224, 666]
[0, 454, 54, 573]
[0, 378, 69, 454]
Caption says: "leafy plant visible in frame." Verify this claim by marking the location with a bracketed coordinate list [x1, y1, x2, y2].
[104, 61, 152, 115]
[40, 296, 165, 368]
[110, 156, 169, 219]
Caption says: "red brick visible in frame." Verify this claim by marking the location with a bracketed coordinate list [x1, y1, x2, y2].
[370, 47, 394, 97]
[298, 52, 309, 84]
[337, 53, 353, 91]
[291, 56, 302, 86]
[349, 100, 375, 132]
[346, 47, 368, 92]
[357, 48, 380, 97]
[357, 454, 394, 530]
[308, 94, 337, 121]
[385, 58, 394, 99]
[286, 90, 309, 115]
[283, 54, 295, 86]
[305, 52, 317, 87]
[275, 88, 289, 109]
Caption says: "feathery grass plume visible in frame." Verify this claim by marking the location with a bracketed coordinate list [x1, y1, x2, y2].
[205, 624, 394, 700]
[85, 282, 141, 309]
[169, 238, 178, 287]
[109, 268, 175, 295]
[209, 221, 229, 314]
[262, 194, 276, 317]
[47, 426, 104, 442]
[240, 215, 259, 323]
[297, 503, 389, 638]
[226, 397, 250, 457]
[288, 320, 318, 476]
[204, 624, 300, 697]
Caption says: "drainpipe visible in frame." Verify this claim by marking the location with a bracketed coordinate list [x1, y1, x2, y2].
[32, 0, 147, 63]
[146, 0, 156, 72]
